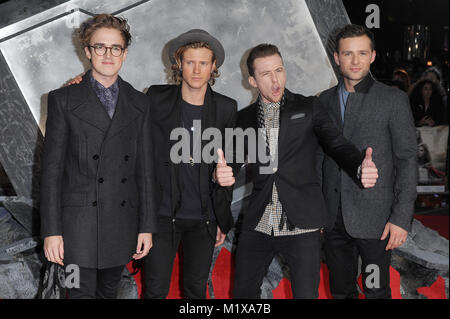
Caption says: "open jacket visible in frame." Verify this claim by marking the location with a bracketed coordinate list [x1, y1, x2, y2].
[144, 84, 238, 233]
[319, 75, 417, 238]
[236, 89, 363, 231]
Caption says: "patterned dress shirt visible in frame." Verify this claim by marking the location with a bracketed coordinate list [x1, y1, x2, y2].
[254, 96, 319, 236]
[90, 73, 119, 119]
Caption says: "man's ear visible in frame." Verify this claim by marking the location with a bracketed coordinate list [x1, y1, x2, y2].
[370, 50, 376, 64]
[333, 52, 340, 66]
[248, 76, 257, 89]
[122, 47, 128, 61]
[84, 46, 92, 60]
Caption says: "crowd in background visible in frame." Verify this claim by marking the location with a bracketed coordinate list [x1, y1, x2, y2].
[390, 66, 449, 127]
[371, 54, 449, 128]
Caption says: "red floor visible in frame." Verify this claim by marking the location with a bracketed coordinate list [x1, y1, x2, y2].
[127, 215, 448, 299]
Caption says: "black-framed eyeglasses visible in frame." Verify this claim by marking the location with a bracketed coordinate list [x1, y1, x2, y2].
[88, 44, 125, 57]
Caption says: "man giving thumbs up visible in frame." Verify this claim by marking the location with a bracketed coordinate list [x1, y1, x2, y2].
[360, 147, 378, 188]
[213, 148, 236, 187]
[320, 24, 417, 299]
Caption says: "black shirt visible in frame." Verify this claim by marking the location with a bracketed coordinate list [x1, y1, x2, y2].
[158, 99, 215, 221]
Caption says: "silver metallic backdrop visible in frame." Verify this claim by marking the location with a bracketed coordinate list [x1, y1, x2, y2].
[0, 0, 338, 134]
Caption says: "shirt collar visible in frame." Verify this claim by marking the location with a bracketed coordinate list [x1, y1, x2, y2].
[259, 95, 282, 111]
[338, 74, 375, 94]
[89, 71, 119, 93]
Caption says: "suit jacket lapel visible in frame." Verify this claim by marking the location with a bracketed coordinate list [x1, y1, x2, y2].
[105, 77, 143, 140]
[166, 86, 182, 149]
[330, 85, 344, 133]
[69, 72, 111, 133]
[343, 75, 375, 138]
[165, 86, 182, 214]
[278, 90, 294, 158]
[343, 93, 365, 138]
[199, 86, 217, 215]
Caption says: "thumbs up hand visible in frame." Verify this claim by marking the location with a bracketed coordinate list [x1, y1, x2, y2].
[360, 147, 378, 188]
[213, 148, 235, 187]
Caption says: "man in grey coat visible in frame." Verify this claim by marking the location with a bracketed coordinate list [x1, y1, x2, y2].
[319, 24, 417, 299]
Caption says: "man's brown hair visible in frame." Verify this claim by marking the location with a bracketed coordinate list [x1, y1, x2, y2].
[334, 24, 375, 53]
[170, 42, 220, 85]
[78, 14, 132, 48]
[246, 44, 282, 77]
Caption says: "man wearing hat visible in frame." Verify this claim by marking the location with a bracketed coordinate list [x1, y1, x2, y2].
[141, 29, 237, 299]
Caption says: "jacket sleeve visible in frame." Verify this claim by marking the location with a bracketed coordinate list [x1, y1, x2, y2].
[312, 97, 363, 180]
[137, 95, 158, 234]
[212, 100, 238, 234]
[388, 92, 418, 232]
[40, 90, 68, 239]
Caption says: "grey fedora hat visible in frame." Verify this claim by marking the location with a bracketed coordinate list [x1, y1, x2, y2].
[168, 29, 225, 68]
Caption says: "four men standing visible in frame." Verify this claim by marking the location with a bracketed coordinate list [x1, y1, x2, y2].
[40, 14, 418, 300]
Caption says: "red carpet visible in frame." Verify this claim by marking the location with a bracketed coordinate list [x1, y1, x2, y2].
[127, 215, 448, 299]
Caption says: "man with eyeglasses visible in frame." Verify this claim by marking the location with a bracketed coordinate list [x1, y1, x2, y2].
[40, 14, 157, 299]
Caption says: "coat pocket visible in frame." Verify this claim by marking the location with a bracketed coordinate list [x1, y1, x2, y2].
[288, 114, 307, 126]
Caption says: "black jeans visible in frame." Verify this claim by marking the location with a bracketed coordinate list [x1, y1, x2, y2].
[323, 209, 392, 299]
[142, 217, 217, 299]
[233, 229, 321, 299]
[66, 265, 125, 299]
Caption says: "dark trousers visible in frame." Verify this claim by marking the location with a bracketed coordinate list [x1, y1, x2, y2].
[233, 229, 321, 299]
[323, 209, 392, 299]
[142, 218, 217, 299]
[66, 265, 125, 299]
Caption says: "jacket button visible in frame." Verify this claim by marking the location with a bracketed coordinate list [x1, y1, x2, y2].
[98, 178, 104, 183]
[334, 188, 338, 193]
[92, 201, 97, 207]
[121, 178, 127, 183]
[121, 200, 126, 206]
[124, 155, 130, 161]
[92, 154, 99, 160]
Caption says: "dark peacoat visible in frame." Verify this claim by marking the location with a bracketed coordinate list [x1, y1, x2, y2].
[40, 71, 157, 269]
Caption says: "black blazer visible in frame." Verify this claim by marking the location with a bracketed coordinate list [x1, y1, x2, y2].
[145, 84, 238, 233]
[236, 89, 363, 231]
[40, 71, 157, 269]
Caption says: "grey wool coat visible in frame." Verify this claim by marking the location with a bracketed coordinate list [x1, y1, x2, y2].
[319, 75, 418, 239]
[40, 71, 157, 269]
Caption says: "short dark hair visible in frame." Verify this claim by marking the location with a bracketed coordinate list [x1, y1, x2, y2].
[78, 14, 132, 49]
[246, 44, 282, 77]
[334, 24, 375, 52]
